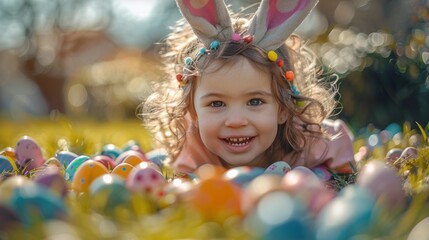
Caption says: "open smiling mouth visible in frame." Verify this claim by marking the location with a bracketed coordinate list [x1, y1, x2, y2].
[223, 137, 254, 146]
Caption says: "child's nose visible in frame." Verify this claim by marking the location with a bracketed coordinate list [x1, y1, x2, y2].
[224, 110, 248, 127]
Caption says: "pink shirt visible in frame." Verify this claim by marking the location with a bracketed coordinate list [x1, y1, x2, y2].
[173, 119, 355, 173]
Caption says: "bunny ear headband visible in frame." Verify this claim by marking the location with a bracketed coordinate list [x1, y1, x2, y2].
[175, 0, 318, 95]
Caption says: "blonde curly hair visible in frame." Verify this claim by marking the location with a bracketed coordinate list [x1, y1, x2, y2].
[140, 16, 338, 167]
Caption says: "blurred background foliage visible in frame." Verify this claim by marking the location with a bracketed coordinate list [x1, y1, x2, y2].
[0, 0, 427, 132]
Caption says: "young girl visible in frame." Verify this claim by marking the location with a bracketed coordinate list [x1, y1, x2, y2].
[141, 0, 355, 174]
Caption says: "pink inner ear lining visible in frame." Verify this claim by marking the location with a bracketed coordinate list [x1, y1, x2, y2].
[266, 0, 310, 29]
[183, 0, 218, 26]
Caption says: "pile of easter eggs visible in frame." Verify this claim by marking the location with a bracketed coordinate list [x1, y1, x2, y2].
[1, 134, 429, 239]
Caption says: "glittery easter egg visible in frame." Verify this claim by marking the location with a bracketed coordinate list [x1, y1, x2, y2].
[0, 155, 14, 173]
[191, 177, 243, 220]
[0, 176, 33, 203]
[8, 184, 67, 226]
[89, 174, 131, 214]
[55, 151, 78, 168]
[92, 155, 116, 171]
[125, 163, 166, 199]
[15, 136, 45, 171]
[71, 160, 109, 193]
[242, 174, 283, 213]
[244, 191, 313, 240]
[400, 147, 418, 162]
[223, 166, 265, 187]
[100, 144, 122, 160]
[264, 161, 291, 176]
[356, 160, 405, 209]
[111, 163, 134, 179]
[116, 150, 148, 166]
[64, 155, 90, 182]
[315, 185, 376, 240]
[34, 168, 68, 198]
[385, 148, 402, 163]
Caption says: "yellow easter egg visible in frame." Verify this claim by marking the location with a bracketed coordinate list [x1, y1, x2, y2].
[111, 163, 134, 179]
[71, 160, 108, 193]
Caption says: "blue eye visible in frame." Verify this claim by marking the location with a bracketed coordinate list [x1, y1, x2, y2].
[248, 98, 263, 106]
[210, 101, 225, 107]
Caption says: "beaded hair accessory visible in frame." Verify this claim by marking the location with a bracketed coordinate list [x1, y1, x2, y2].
[175, 0, 318, 96]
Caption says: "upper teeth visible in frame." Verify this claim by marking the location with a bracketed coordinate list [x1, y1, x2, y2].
[228, 137, 250, 143]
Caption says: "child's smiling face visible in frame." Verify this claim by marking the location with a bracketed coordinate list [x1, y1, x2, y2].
[193, 56, 285, 168]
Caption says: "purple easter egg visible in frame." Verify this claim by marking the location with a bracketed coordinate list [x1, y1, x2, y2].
[34, 168, 68, 198]
[15, 136, 45, 171]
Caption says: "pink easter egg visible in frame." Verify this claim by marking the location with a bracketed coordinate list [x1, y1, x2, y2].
[125, 163, 166, 199]
[15, 136, 45, 171]
[281, 166, 322, 194]
[93, 155, 116, 171]
[356, 160, 405, 210]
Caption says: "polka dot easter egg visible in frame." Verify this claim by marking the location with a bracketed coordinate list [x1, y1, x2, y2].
[264, 161, 291, 176]
[15, 136, 45, 172]
[71, 160, 109, 193]
[64, 155, 90, 182]
[111, 162, 134, 179]
[126, 163, 166, 199]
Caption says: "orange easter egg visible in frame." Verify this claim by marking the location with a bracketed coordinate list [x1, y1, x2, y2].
[111, 163, 134, 179]
[71, 160, 109, 193]
[191, 178, 243, 220]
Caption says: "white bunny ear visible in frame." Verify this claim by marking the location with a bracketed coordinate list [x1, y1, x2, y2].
[176, 0, 233, 46]
[247, 0, 319, 50]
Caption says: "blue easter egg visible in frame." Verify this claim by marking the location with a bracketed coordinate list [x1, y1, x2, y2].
[223, 166, 265, 187]
[0, 155, 14, 173]
[146, 149, 168, 167]
[90, 174, 131, 213]
[315, 185, 376, 240]
[265, 161, 291, 176]
[101, 144, 122, 160]
[55, 151, 78, 168]
[64, 155, 90, 181]
[245, 191, 314, 240]
[8, 184, 67, 226]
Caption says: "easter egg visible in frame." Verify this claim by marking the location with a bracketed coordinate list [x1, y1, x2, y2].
[281, 166, 322, 194]
[146, 148, 168, 167]
[400, 147, 418, 162]
[55, 151, 78, 168]
[191, 177, 243, 220]
[45, 157, 63, 168]
[126, 163, 166, 199]
[89, 174, 131, 214]
[116, 150, 148, 166]
[315, 185, 376, 240]
[92, 155, 116, 171]
[356, 160, 405, 209]
[0, 155, 15, 173]
[243, 174, 283, 213]
[64, 155, 90, 182]
[0, 203, 21, 231]
[122, 140, 143, 153]
[385, 148, 402, 163]
[111, 162, 134, 179]
[34, 168, 68, 198]
[223, 166, 265, 187]
[195, 164, 227, 180]
[71, 160, 109, 193]
[244, 191, 313, 240]
[15, 136, 45, 171]
[311, 165, 332, 181]
[100, 144, 122, 160]
[407, 216, 429, 240]
[8, 184, 67, 226]
[265, 161, 291, 176]
[1, 147, 16, 160]
[0, 176, 33, 203]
